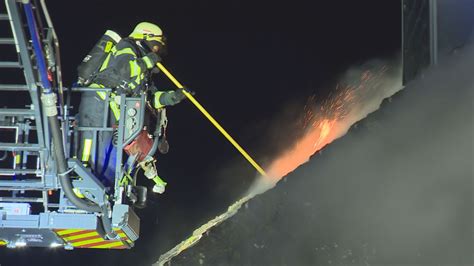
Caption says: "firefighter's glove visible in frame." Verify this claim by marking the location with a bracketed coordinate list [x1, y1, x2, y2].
[170, 89, 187, 105]
[182, 87, 195, 95]
[151, 66, 160, 74]
[173, 89, 186, 102]
[155, 89, 191, 108]
[172, 87, 195, 102]
[146, 52, 162, 66]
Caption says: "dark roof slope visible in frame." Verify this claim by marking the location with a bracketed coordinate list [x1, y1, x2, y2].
[171, 46, 474, 265]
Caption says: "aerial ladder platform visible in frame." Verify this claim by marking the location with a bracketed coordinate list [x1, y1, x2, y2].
[0, 0, 269, 251]
[0, 0, 147, 249]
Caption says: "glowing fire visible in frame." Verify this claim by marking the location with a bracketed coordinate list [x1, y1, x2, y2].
[266, 119, 336, 179]
[264, 65, 391, 182]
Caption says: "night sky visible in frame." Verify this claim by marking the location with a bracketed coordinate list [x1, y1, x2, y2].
[1, 0, 401, 265]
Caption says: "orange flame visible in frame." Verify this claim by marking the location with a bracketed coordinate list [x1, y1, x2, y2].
[266, 118, 338, 179]
[263, 66, 390, 183]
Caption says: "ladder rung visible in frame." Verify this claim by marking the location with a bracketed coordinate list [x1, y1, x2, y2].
[0, 197, 43, 203]
[0, 168, 40, 175]
[0, 61, 22, 68]
[0, 180, 46, 190]
[0, 84, 29, 91]
[0, 14, 8, 21]
[0, 38, 15, 45]
[0, 108, 35, 116]
[0, 143, 41, 152]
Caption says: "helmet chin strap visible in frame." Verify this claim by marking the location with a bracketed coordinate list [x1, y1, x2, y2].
[133, 37, 167, 57]
[135, 39, 153, 53]
[136, 40, 146, 48]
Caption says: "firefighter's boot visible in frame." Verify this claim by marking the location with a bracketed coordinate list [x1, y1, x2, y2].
[139, 159, 167, 194]
[152, 175, 167, 194]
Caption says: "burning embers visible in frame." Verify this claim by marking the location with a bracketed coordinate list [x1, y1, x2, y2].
[264, 65, 392, 183]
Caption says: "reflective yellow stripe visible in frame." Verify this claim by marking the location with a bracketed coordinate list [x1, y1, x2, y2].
[54, 229, 131, 249]
[95, 87, 119, 120]
[134, 63, 142, 86]
[104, 41, 114, 53]
[133, 77, 141, 89]
[15, 154, 21, 164]
[143, 56, 153, 68]
[153, 175, 167, 186]
[72, 237, 105, 247]
[146, 36, 164, 43]
[115, 48, 135, 57]
[89, 83, 103, 88]
[81, 139, 93, 162]
[95, 90, 120, 121]
[64, 231, 99, 241]
[109, 102, 121, 121]
[154, 91, 165, 109]
[96, 91, 107, 100]
[56, 229, 82, 236]
[129, 61, 139, 77]
[89, 83, 107, 100]
[99, 53, 112, 72]
[119, 172, 133, 186]
[130, 33, 164, 44]
[90, 241, 125, 249]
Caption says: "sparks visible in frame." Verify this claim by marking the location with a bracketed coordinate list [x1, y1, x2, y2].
[262, 64, 392, 183]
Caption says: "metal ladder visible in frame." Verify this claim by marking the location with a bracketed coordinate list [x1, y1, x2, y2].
[0, 0, 57, 212]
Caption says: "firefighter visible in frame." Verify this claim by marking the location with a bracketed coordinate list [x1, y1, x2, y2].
[78, 22, 185, 194]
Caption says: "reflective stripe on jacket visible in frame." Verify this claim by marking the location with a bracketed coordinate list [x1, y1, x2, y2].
[94, 38, 159, 94]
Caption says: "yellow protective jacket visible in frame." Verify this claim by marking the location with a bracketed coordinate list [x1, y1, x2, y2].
[93, 38, 179, 113]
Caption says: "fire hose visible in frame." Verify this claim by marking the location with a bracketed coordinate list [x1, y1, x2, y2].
[24, 2, 116, 239]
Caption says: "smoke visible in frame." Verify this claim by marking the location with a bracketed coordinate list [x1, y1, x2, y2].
[248, 56, 403, 196]
[167, 44, 474, 266]
[256, 44, 474, 264]
[156, 56, 408, 265]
